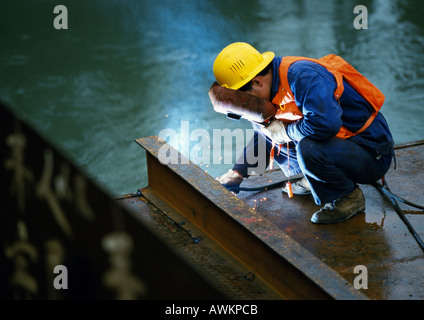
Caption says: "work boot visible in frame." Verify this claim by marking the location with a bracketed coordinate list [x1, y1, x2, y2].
[311, 187, 365, 224]
[282, 177, 311, 195]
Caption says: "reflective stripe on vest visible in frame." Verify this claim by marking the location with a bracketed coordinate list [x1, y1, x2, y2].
[271, 54, 385, 139]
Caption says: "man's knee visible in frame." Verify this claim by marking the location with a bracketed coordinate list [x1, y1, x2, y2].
[296, 138, 323, 166]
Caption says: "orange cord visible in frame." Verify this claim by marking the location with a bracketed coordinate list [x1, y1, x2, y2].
[286, 142, 293, 198]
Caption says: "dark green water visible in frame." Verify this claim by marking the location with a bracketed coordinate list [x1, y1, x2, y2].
[1, 0, 424, 195]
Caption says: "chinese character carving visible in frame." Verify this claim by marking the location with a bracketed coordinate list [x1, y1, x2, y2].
[102, 232, 147, 299]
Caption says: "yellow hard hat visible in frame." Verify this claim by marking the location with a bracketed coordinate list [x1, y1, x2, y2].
[213, 42, 275, 90]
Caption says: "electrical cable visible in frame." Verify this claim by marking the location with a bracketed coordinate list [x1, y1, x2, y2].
[222, 180, 285, 194]
[373, 182, 424, 211]
[224, 177, 424, 211]
[373, 180, 424, 253]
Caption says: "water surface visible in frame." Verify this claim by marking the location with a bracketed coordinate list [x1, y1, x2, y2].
[1, 0, 423, 195]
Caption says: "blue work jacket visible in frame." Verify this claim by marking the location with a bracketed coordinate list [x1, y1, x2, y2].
[271, 56, 394, 158]
[233, 56, 395, 177]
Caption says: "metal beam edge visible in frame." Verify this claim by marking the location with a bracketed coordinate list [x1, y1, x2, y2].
[135, 135, 367, 300]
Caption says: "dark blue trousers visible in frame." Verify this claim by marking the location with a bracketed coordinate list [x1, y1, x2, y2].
[276, 137, 392, 205]
[234, 128, 393, 205]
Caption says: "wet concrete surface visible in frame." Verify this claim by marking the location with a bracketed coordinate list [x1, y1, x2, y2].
[237, 141, 424, 299]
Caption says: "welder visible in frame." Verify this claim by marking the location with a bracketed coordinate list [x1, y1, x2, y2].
[211, 42, 394, 224]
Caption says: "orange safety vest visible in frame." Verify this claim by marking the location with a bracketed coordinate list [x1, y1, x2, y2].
[271, 54, 385, 139]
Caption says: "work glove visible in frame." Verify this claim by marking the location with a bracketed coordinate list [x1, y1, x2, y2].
[216, 169, 244, 194]
[260, 119, 291, 144]
[216, 169, 244, 186]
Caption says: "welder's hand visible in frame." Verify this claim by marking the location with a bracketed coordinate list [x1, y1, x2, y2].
[216, 169, 244, 186]
[260, 119, 291, 144]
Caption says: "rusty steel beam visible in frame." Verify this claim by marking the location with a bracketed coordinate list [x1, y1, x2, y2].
[135, 136, 367, 300]
[393, 139, 424, 150]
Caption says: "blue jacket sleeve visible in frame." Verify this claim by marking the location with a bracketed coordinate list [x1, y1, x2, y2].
[285, 61, 343, 141]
